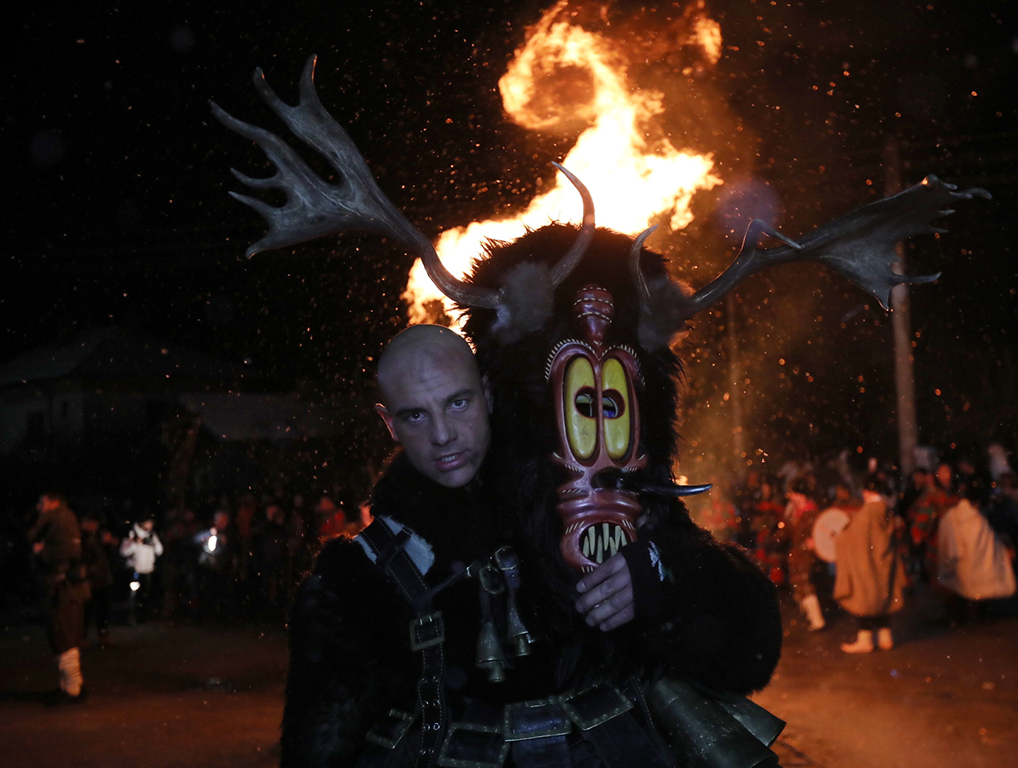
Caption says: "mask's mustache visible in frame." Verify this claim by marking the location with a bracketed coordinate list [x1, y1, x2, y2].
[591, 468, 712, 498]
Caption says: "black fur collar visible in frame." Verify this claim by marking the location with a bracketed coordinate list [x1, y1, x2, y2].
[370, 452, 510, 567]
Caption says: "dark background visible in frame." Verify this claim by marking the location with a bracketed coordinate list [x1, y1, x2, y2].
[4, 0, 1017, 491]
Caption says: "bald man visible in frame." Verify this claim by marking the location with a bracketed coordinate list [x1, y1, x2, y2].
[282, 325, 648, 768]
[375, 325, 492, 489]
[282, 326, 511, 767]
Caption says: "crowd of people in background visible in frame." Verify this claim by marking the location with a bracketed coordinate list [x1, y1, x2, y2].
[689, 441, 1018, 651]
[7, 487, 375, 642]
[9, 441, 1016, 670]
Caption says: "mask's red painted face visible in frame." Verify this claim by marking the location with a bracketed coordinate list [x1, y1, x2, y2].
[547, 285, 647, 573]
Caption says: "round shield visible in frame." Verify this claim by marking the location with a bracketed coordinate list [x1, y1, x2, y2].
[812, 507, 851, 563]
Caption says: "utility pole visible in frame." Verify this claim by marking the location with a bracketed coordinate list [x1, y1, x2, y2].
[884, 136, 918, 480]
[726, 293, 746, 474]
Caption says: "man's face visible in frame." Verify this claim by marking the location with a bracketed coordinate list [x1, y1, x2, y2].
[377, 347, 492, 488]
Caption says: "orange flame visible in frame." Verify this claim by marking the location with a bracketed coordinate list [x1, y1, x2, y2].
[404, 1, 723, 326]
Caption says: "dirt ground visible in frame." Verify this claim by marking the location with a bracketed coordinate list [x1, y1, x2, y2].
[1, 587, 1015, 768]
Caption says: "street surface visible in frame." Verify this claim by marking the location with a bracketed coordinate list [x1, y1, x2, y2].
[1, 589, 1014, 768]
[755, 588, 1017, 768]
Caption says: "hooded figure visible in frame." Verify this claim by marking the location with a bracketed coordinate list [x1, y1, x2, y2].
[938, 489, 1016, 602]
[833, 488, 906, 652]
[833, 494, 906, 617]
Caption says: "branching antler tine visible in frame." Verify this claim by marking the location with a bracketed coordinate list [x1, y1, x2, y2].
[682, 219, 804, 314]
[228, 190, 277, 220]
[251, 63, 290, 116]
[228, 196, 286, 258]
[628, 225, 658, 307]
[904, 271, 941, 285]
[213, 103, 323, 199]
[211, 101, 280, 150]
[549, 163, 596, 286]
[754, 220, 804, 251]
[230, 167, 277, 190]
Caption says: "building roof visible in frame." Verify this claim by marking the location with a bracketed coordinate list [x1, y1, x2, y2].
[180, 392, 339, 442]
[0, 327, 251, 386]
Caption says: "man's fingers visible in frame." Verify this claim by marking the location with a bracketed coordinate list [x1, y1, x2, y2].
[574, 553, 637, 630]
[597, 603, 635, 632]
[583, 587, 635, 630]
[576, 553, 627, 593]
[575, 554, 634, 614]
[575, 570, 627, 613]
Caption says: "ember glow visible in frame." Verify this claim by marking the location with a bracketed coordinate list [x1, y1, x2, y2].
[404, 1, 724, 325]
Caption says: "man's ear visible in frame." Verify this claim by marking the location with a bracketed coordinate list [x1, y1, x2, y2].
[481, 376, 493, 414]
[375, 403, 400, 442]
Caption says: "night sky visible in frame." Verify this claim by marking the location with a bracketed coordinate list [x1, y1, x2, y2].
[4, 0, 1017, 473]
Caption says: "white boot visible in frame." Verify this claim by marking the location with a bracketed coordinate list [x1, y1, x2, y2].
[841, 630, 875, 653]
[57, 647, 84, 697]
[802, 594, 826, 631]
[877, 627, 894, 650]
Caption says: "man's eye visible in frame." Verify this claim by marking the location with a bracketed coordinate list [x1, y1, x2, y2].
[450, 398, 468, 410]
[405, 411, 426, 424]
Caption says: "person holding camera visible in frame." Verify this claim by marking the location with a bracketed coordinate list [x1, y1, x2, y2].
[119, 513, 163, 624]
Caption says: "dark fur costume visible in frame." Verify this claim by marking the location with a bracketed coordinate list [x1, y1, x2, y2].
[281, 228, 782, 768]
[282, 452, 509, 767]
[461, 224, 781, 692]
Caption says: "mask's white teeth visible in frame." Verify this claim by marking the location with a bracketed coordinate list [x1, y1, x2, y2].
[611, 525, 626, 554]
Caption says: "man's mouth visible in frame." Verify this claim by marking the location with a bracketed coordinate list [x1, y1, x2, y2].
[435, 453, 466, 472]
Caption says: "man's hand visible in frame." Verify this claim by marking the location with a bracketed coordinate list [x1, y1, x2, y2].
[574, 553, 634, 631]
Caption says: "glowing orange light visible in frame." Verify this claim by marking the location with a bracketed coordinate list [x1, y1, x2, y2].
[404, 1, 724, 326]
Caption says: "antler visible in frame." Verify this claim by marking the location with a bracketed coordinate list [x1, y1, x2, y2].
[212, 55, 596, 317]
[211, 55, 499, 307]
[631, 175, 990, 337]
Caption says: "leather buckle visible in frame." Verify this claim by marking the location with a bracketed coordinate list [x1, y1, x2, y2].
[365, 708, 416, 749]
[502, 698, 572, 742]
[437, 721, 508, 768]
[409, 611, 445, 651]
[560, 683, 633, 731]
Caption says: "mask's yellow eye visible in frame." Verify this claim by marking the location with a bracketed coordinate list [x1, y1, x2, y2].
[602, 358, 631, 460]
[565, 357, 597, 460]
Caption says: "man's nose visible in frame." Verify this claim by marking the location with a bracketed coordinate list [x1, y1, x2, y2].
[430, 414, 457, 446]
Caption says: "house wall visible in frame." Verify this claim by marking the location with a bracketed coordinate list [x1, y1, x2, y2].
[0, 387, 86, 455]
[0, 384, 178, 456]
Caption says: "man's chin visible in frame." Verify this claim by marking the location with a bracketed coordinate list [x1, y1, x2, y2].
[405, 453, 479, 489]
[430, 463, 478, 489]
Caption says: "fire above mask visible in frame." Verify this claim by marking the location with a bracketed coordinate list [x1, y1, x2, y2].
[547, 285, 647, 573]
